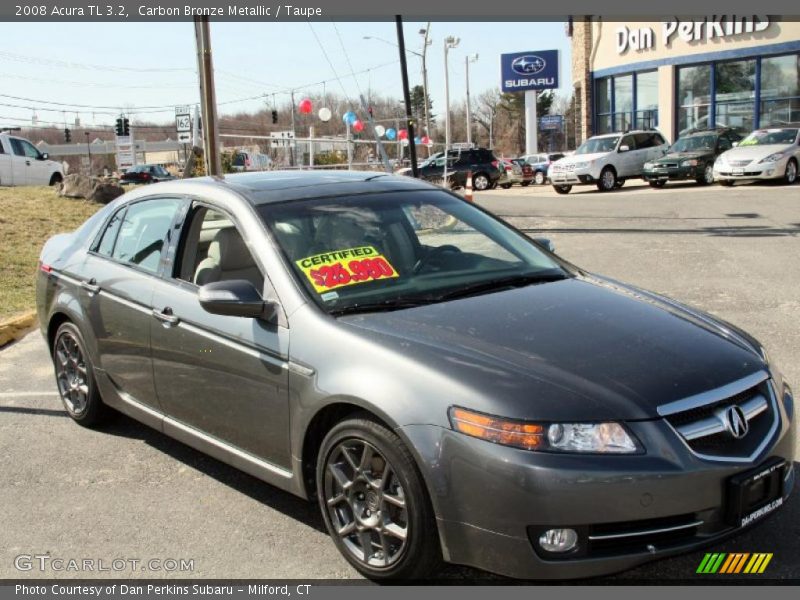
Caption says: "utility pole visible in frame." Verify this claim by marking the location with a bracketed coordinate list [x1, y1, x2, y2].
[289, 90, 296, 167]
[465, 54, 479, 147]
[420, 23, 432, 157]
[395, 15, 418, 177]
[443, 35, 460, 151]
[194, 16, 222, 176]
[85, 131, 91, 175]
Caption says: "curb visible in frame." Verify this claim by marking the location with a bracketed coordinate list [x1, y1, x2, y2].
[0, 311, 37, 348]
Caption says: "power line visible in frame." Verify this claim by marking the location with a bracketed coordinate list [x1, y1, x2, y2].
[0, 50, 194, 73]
[306, 21, 351, 102]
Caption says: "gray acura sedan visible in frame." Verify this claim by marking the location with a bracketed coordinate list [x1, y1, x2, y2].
[37, 171, 795, 580]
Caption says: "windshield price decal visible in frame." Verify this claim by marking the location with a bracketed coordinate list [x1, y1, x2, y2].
[296, 246, 398, 292]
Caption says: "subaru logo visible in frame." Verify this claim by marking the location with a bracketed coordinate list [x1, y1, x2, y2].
[723, 405, 749, 439]
[511, 55, 546, 76]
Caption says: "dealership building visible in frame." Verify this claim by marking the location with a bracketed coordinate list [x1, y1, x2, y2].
[569, 16, 800, 143]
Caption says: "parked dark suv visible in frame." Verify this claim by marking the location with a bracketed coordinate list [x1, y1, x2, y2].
[120, 164, 175, 185]
[415, 147, 503, 191]
[643, 128, 743, 187]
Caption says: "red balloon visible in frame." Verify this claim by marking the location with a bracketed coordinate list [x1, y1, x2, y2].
[421, 135, 431, 145]
[352, 119, 364, 133]
[298, 98, 313, 114]
[398, 129, 408, 140]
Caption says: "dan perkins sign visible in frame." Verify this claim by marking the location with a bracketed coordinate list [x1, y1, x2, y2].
[500, 50, 559, 93]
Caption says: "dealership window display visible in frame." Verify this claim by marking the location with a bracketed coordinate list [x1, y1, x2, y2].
[760, 54, 800, 124]
[594, 71, 659, 134]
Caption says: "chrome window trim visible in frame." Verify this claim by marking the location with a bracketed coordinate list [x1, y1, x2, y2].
[657, 370, 769, 417]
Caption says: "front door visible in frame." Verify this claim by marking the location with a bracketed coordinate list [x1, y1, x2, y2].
[149, 203, 291, 468]
[9, 138, 32, 185]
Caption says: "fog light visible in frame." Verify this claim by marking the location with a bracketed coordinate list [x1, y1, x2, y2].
[538, 528, 578, 553]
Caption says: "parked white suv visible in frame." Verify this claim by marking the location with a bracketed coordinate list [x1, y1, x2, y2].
[0, 132, 64, 186]
[548, 130, 669, 194]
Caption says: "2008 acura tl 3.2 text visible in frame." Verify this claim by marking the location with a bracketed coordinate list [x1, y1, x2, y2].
[36, 171, 796, 579]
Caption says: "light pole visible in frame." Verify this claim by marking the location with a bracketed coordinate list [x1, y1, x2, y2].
[84, 131, 91, 175]
[443, 35, 460, 151]
[465, 53, 479, 147]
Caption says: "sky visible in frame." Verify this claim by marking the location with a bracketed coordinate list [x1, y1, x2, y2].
[0, 21, 571, 133]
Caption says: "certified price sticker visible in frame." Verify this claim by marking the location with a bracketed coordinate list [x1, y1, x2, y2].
[296, 246, 398, 293]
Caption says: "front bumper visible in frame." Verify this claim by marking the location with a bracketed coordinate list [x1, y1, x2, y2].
[400, 385, 796, 579]
[643, 166, 698, 182]
[714, 159, 787, 181]
[548, 167, 600, 186]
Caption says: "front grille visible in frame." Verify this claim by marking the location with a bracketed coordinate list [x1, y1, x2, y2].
[587, 513, 701, 556]
[663, 377, 777, 460]
[729, 159, 752, 167]
[660, 163, 679, 168]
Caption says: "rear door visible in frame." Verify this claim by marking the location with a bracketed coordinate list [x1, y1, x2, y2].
[617, 134, 638, 176]
[80, 196, 187, 412]
[0, 137, 12, 185]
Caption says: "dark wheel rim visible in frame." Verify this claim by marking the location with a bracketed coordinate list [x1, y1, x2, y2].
[601, 169, 615, 190]
[535, 172, 545, 184]
[704, 165, 714, 184]
[55, 332, 89, 415]
[323, 439, 408, 569]
[787, 161, 797, 183]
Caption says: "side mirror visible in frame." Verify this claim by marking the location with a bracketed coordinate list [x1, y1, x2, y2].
[732, 141, 739, 147]
[41, 152, 49, 160]
[534, 237, 555, 253]
[618, 145, 630, 153]
[198, 280, 275, 319]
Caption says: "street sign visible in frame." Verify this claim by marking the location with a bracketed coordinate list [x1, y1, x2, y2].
[269, 131, 295, 148]
[175, 105, 192, 144]
[115, 135, 135, 170]
[539, 115, 564, 131]
[500, 50, 560, 92]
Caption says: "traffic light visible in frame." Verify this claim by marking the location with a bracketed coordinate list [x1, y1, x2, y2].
[271, 110, 278, 124]
[64, 128, 71, 143]
[368, 106, 374, 118]
[122, 117, 130, 136]
[115, 117, 123, 136]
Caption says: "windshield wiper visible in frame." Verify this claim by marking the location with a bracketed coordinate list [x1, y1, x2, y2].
[434, 270, 567, 302]
[329, 296, 434, 316]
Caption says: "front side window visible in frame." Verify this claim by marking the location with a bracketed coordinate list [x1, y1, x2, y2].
[20, 140, 42, 160]
[95, 207, 127, 257]
[110, 198, 183, 273]
[259, 191, 567, 314]
[671, 134, 718, 153]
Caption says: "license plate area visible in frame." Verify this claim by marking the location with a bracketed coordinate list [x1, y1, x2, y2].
[725, 458, 786, 528]
[732, 167, 744, 175]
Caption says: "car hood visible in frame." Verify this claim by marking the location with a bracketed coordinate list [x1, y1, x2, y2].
[654, 151, 712, 163]
[338, 276, 764, 421]
[719, 144, 792, 162]
[554, 152, 609, 165]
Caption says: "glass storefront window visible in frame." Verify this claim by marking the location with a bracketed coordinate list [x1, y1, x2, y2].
[613, 75, 633, 131]
[678, 65, 711, 134]
[636, 70, 659, 129]
[595, 77, 612, 134]
[760, 54, 800, 125]
[715, 59, 756, 133]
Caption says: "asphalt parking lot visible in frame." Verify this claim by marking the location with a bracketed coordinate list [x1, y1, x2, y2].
[1, 178, 798, 581]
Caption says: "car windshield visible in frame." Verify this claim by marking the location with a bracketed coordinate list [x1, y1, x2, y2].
[259, 190, 568, 314]
[739, 128, 798, 146]
[670, 135, 717, 153]
[575, 136, 620, 155]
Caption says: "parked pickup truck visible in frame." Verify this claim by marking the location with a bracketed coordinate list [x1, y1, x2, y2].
[0, 132, 64, 186]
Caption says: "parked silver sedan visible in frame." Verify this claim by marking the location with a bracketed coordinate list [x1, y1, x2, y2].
[714, 126, 800, 185]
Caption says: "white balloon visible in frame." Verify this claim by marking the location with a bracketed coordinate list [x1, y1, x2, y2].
[318, 107, 332, 122]
[401, 138, 409, 146]
[374, 125, 386, 137]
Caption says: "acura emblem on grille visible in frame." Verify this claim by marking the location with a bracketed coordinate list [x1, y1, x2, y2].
[723, 405, 749, 439]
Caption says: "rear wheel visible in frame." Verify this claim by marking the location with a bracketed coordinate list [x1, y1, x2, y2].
[316, 415, 441, 580]
[520, 181, 531, 187]
[500, 183, 512, 189]
[49, 173, 63, 187]
[553, 184, 572, 195]
[697, 163, 714, 185]
[534, 171, 546, 185]
[784, 158, 798, 184]
[597, 167, 617, 192]
[649, 180, 666, 188]
[472, 172, 490, 191]
[52, 322, 106, 427]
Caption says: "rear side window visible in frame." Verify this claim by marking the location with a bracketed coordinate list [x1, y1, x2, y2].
[110, 198, 183, 273]
[620, 135, 637, 150]
[718, 136, 733, 151]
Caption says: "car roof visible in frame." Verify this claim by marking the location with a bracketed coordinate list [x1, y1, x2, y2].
[133, 170, 435, 205]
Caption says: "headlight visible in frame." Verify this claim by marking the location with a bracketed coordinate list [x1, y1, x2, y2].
[449, 407, 640, 454]
[571, 161, 589, 169]
[759, 152, 785, 164]
[681, 159, 698, 167]
[643, 162, 653, 169]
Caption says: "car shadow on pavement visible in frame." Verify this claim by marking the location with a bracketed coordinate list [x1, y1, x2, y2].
[99, 408, 328, 535]
[0, 405, 67, 418]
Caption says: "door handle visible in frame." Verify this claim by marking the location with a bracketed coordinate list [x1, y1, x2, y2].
[26, 160, 31, 166]
[152, 307, 180, 327]
[80, 278, 100, 295]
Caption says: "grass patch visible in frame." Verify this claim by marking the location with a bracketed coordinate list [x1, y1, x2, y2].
[0, 186, 101, 321]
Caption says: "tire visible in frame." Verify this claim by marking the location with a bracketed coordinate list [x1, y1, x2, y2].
[316, 414, 441, 580]
[649, 180, 666, 188]
[553, 184, 572, 195]
[500, 183, 512, 189]
[720, 180, 735, 187]
[472, 172, 490, 191]
[784, 159, 798, 185]
[615, 178, 625, 188]
[52, 322, 107, 427]
[597, 167, 617, 192]
[520, 181, 531, 187]
[534, 171, 546, 185]
[696, 163, 714, 185]
[49, 173, 63, 187]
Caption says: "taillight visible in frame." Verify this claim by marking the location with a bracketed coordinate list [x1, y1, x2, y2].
[491, 160, 499, 168]
[141, 173, 150, 180]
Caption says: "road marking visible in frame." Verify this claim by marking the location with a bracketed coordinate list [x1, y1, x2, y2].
[0, 391, 59, 398]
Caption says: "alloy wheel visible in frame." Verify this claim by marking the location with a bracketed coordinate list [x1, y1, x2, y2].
[534, 171, 545, 185]
[786, 160, 798, 184]
[55, 332, 89, 415]
[323, 439, 409, 569]
[600, 169, 616, 191]
[704, 164, 714, 184]
[473, 174, 489, 190]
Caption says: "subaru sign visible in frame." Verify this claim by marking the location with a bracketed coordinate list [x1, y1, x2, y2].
[500, 49, 559, 92]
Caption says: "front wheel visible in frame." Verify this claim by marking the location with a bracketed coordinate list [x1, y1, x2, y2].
[719, 180, 735, 187]
[317, 415, 441, 580]
[52, 322, 107, 427]
[553, 184, 572, 195]
[784, 159, 798, 185]
[597, 167, 617, 192]
[49, 173, 63, 187]
[697, 164, 714, 185]
[649, 180, 666, 188]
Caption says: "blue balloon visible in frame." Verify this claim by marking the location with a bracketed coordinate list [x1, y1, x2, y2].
[414, 136, 422, 144]
[386, 128, 397, 140]
[342, 111, 357, 125]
